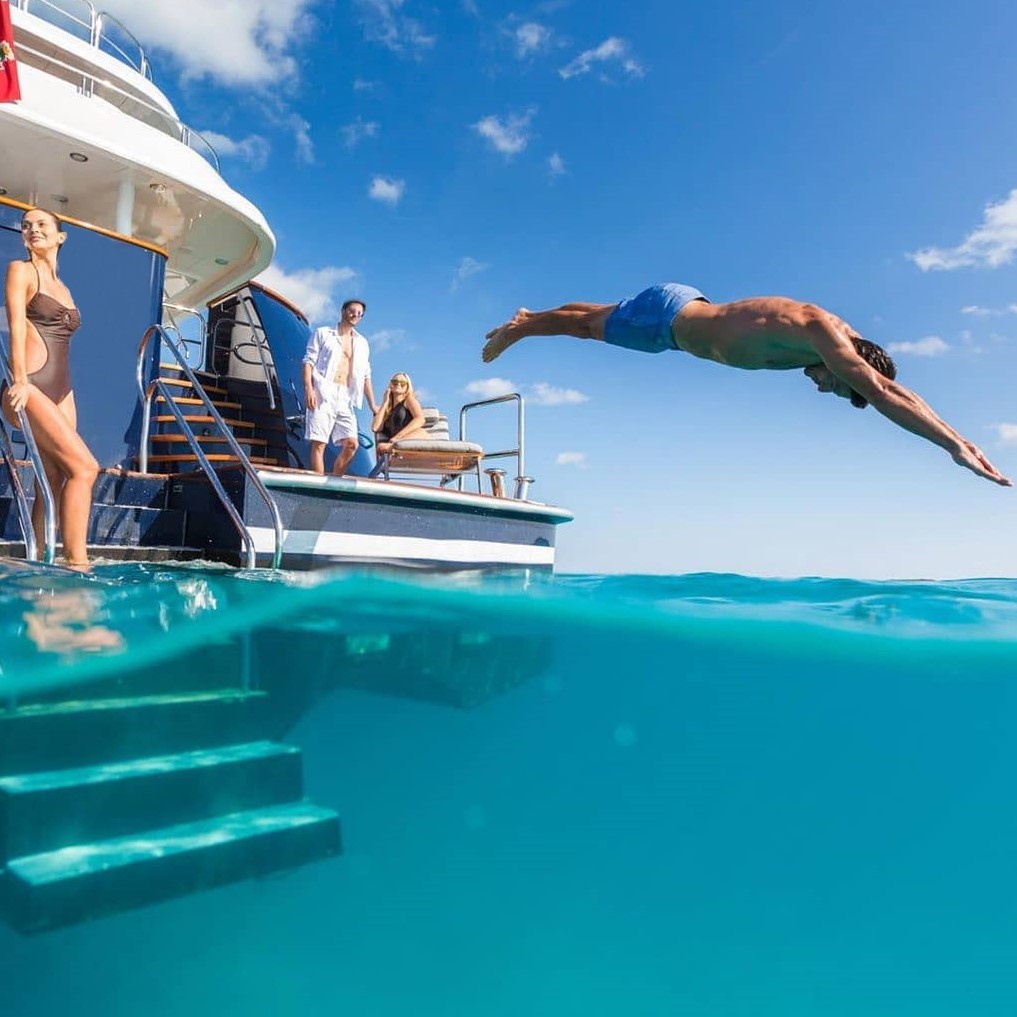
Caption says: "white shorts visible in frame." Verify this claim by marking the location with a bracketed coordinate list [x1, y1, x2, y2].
[305, 380, 358, 444]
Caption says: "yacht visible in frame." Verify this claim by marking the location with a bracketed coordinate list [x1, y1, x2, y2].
[0, 0, 573, 571]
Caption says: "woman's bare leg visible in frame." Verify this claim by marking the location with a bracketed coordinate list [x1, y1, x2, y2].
[392, 424, 428, 444]
[16, 387, 98, 565]
[482, 302, 618, 362]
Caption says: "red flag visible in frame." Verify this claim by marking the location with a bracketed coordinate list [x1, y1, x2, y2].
[0, 0, 21, 104]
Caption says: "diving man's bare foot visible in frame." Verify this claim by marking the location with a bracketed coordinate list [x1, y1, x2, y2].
[482, 308, 531, 362]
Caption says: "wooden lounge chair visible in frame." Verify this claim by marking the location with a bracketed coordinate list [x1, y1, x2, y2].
[369, 408, 483, 486]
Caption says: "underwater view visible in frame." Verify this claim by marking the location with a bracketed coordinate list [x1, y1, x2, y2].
[2, 562, 1017, 1015]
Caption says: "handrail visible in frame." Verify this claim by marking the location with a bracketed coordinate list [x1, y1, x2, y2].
[459, 393, 528, 498]
[239, 294, 277, 411]
[0, 423, 38, 561]
[0, 357, 57, 563]
[210, 316, 266, 367]
[161, 305, 205, 362]
[160, 323, 199, 359]
[14, 0, 153, 80]
[136, 325, 284, 569]
[93, 11, 149, 79]
[12, 41, 220, 171]
[210, 298, 277, 411]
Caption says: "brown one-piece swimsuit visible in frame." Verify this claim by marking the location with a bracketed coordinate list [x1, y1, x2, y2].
[24, 262, 81, 403]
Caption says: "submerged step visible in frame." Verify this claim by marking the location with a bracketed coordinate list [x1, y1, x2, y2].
[1, 801, 341, 934]
[0, 690, 271, 775]
[0, 741, 303, 862]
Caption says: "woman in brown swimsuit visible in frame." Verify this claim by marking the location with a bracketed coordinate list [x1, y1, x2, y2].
[3, 208, 98, 566]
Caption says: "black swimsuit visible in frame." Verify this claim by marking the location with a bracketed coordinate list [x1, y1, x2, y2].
[24, 265, 80, 403]
[376, 402, 413, 441]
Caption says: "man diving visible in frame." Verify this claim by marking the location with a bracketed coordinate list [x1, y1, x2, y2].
[482, 283, 1011, 486]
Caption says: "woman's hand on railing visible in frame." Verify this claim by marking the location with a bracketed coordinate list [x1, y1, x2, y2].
[4, 381, 30, 415]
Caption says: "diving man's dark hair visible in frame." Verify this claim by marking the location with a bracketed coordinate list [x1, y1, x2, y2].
[849, 338, 897, 409]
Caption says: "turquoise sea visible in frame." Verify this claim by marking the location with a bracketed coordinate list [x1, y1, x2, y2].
[2, 561, 1017, 1015]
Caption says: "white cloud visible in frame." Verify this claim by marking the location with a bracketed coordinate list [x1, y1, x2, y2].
[342, 118, 380, 148]
[908, 189, 1017, 271]
[353, 78, 376, 91]
[366, 328, 404, 353]
[548, 152, 566, 177]
[990, 423, 1017, 446]
[556, 451, 588, 468]
[473, 108, 536, 156]
[278, 111, 314, 163]
[559, 37, 645, 81]
[528, 382, 589, 406]
[97, 0, 317, 85]
[961, 303, 1017, 317]
[255, 263, 357, 325]
[354, 0, 436, 54]
[369, 176, 406, 204]
[465, 378, 516, 399]
[513, 22, 551, 58]
[451, 256, 489, 291]
[198, 130, 270, 170]
[886, 336, 950, 357]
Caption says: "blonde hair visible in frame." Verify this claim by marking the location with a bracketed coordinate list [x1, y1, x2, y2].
[377, 372, 416, 423]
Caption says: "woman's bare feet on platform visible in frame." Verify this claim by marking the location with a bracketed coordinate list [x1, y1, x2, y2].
[482, 308, 531, 362]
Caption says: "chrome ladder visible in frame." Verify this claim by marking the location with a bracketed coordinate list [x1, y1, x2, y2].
[0, 355, 57, 563]
[136, 325, 283, 569]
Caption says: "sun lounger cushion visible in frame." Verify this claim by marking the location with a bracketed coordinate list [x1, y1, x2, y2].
[375, 408, 483, 478]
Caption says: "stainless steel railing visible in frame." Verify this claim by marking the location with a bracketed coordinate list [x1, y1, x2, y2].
[11, 40, 220, 171]
[13, 0, 151, 79]
[459, 393, 531, 498]
[0, 356, 58, 563]
[135, 325, 283, 569]
[210, 297, 277, 411]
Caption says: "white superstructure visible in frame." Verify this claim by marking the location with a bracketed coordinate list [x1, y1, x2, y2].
[1, 0, 274, 307]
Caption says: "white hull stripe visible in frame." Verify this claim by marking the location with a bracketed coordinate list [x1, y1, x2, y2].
[248, 526, 555, 566]
[255, 470, 574, 523]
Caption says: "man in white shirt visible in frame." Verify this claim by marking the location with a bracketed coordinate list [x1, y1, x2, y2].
[302, 299, 378, 475]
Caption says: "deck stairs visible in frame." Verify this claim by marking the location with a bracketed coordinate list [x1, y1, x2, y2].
[0, 676, 340, 934]
[0, 364, 296, 560]
[142, 364, 293, 474]
[0, 462, 201, 561]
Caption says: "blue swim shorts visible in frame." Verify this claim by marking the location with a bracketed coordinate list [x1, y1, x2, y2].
[603, 283, 709, 354]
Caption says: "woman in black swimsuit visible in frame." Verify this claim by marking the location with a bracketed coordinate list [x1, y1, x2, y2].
[371, 372, 427, 456]
[3, 208, 98, 567]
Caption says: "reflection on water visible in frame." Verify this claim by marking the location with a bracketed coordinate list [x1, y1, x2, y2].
[21, 589, 124, 657]
[0, 560, 558, 723]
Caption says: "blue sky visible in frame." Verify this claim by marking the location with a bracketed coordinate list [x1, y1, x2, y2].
[104, 0, 1017, 577]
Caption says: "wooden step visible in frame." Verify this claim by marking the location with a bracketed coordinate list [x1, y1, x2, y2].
[158, 377, 228, 397]
[154, 415, 255, 431]
[155, 395, 242, 411]
[149, 435, 268, 448]
[143, 454, 280, 465]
